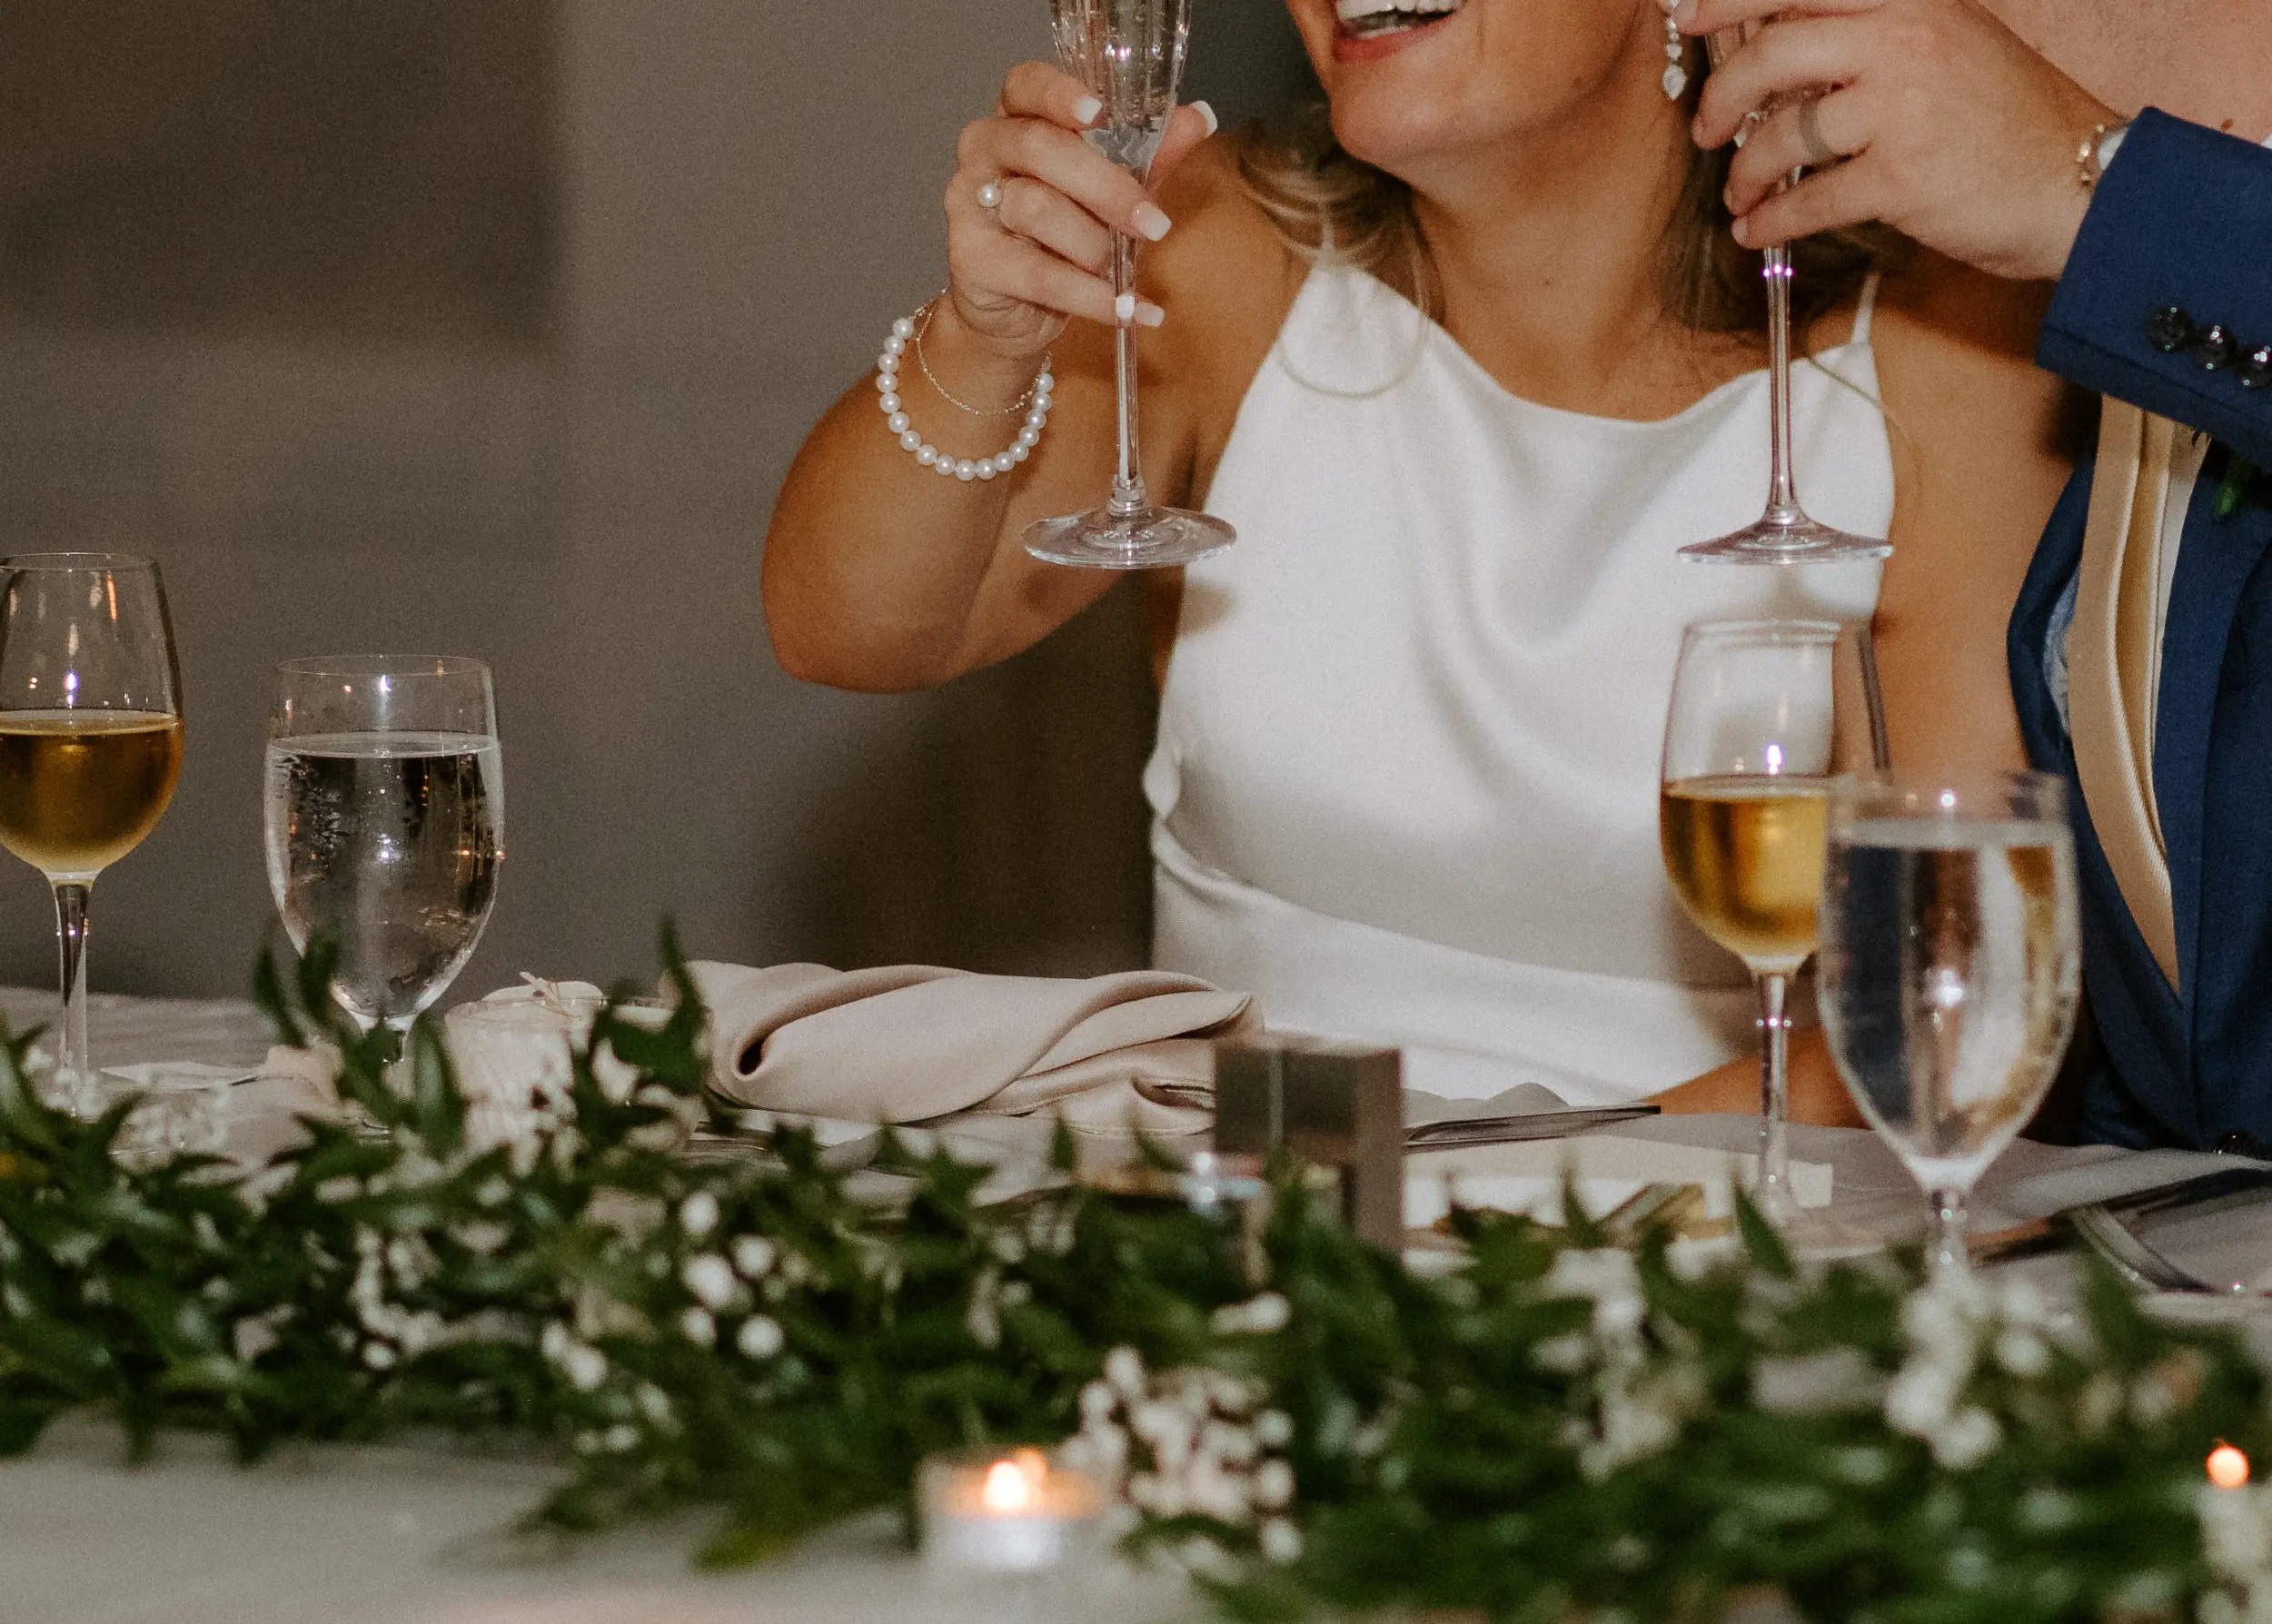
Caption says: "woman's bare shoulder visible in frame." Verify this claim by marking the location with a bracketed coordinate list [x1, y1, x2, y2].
[1146, 128, 1309, 378]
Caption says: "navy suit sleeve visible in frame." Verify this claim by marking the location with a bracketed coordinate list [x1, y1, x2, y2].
[2038, 108, 2272, 470]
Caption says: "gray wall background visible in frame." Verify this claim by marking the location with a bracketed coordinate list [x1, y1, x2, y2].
[0, 2, 1313, 1003]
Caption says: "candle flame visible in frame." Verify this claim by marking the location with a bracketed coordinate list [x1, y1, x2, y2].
[981, 1451, 1048, 1513]
[2210, 1444, 2251, 1490]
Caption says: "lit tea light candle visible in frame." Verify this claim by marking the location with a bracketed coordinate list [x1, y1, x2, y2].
[918, 1446, 1105, 1574]
[2209, 1443, 2252, 1490]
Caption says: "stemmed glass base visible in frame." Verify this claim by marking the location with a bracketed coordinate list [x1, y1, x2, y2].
[1681, 510, 1890, 565]
[1024, 505, 1234, 569]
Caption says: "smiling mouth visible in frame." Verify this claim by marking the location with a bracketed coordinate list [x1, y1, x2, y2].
[1333, 0, 1463, 40]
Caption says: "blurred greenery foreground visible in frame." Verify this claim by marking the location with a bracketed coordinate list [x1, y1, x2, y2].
[4, 935, 2272, 1622]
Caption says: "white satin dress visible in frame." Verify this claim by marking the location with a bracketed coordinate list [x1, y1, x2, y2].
[1146, 267, 1890, 1104]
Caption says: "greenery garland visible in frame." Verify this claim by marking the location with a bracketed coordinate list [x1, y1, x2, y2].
[4, 936, 2272, 1621]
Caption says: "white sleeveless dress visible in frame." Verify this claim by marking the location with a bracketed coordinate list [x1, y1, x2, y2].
[1146, 267, 1890, 1105]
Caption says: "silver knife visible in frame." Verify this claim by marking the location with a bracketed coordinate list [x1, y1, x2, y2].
[1404, 1104, 1661, 1150]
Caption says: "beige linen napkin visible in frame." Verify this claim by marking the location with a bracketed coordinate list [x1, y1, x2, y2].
[690, 962, 1257, 1136]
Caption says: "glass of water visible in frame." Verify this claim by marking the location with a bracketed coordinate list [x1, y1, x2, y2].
[264, 657, 503, 1044]
[1818, 773, 2081, 1273]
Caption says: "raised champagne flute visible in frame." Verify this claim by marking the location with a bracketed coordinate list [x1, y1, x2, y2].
[1660, 619, 1880, 1250]
[264, 657, 503, 1048]
[0, 554, 184, 1113]
[1819, 773, 2080, 1274]
[1681, 26, 1888, 565]
[1023, 0, 1235, 569]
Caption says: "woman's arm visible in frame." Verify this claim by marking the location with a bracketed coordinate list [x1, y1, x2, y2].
[762, 68, 1288, 694]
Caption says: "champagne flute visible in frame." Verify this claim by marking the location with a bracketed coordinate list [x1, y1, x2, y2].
[264, 657, 503, 1047]
[1681, 26, 1888, 565]
[1660, 619, 1880, 1248]
[1819, 773, 2080, 1274]
[0, 554, 184, 1112]
[1023, 0, 1235, 570]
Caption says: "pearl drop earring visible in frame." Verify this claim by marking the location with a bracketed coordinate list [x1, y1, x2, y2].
[1660, 0, 1689, 101]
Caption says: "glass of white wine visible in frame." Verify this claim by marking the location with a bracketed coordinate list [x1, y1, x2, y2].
[0, 554, 184, 1111]
[264, 657, 503, 1046]
[1819, 773, 2080, 1273]
[1660, 618, 1879, 1247]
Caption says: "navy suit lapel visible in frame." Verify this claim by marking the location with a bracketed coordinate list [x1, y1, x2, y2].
[2156, 468, 2272, 996]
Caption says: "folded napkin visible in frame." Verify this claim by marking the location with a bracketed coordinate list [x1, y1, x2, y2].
[690, 961, 1257, 1137]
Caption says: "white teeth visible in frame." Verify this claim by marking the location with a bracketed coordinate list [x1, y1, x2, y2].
[1334, 0, 1460, 22]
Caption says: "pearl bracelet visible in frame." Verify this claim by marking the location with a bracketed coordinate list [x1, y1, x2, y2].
[878, 303, 1053, 482]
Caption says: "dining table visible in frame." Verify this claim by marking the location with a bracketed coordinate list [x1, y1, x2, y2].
[3, 987, 2267, 1624]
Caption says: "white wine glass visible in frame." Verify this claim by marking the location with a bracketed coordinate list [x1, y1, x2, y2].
[264, 657, 503, 1047]
[1819, 773, 2081, 1274]
[1023, 0, 1235, 570]
[1681, 26, 1888, 566]
[0, 554, 184, 1112]
[1660, 619, 1881, 1251]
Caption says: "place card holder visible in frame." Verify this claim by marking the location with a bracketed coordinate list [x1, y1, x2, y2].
[1213, 1036, 1404, 1249]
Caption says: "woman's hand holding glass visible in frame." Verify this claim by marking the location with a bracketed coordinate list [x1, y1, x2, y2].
[1682, 0, 2119, 282]
[938, 62, 1212, 367]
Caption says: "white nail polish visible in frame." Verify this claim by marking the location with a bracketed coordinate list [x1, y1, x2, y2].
[1074, 95, 1103, 125]
[1115, 292, 1137, 324]
[1192, 101, 1219, 136]
[1137, 302, 1166, 329]
[1134, 203, 1172, 243]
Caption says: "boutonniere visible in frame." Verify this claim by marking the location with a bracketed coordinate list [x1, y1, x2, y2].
[2216, 451, 2265, 520]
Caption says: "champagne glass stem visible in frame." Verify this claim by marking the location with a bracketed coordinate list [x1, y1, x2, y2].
[1929, 1186, 1971, 1277]
[1108, 232, 1147, 520]
[1754, 969, 1797, 1221]
[53, 882, 91, 1098]
[1763, 236, 1801, 524]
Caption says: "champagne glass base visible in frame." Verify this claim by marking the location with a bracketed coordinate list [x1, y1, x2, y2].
[1682, 514, 1890, 565]
[1024, 506, 1235, 569]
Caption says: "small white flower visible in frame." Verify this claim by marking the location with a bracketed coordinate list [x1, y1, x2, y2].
[1253, 1460, 1295, 1510]
[636, 1383, 673, 1424]
[679, 1307, 717, 1347]
[1930, 1408, 2002, 1472]
[731, 1236, 778, 1279]
[541, 1321, 570, 1362]
[1993, 1328, 2050, 1379]
[1254, 1410, 1294, 1450]
[681, 1253, 739, 1311]
[1258, 1518, 1303, 1566]
[1533, 1334, 1592, 1373]
[1885, 1363, 1959, 1439]
[1210, 1292, 1291, 1336]
[1080, 1381, 1118, 1424]
[362, 1341, 397, 1371]
[561, 1343, 608, 1392]
[678, 1191, 720, 1238]
[1105, 1347, 1146, 1397]
[737, 1314, 785, 1361]
[602, 1423, 640, 1452]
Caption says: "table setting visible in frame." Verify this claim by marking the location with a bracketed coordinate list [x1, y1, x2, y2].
[5, 6, 2272, 1624]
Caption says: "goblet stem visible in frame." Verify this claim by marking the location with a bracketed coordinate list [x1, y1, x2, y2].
[1754, 969, 1798, 1223]
[1108, 232, 1146, 520]
[52, 882, 92, 1111]
[1928, 1185, 1971, 1277]
[1763, 236, 1801, 524]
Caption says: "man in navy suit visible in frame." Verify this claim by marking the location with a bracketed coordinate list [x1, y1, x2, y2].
[1683, 0, 2272, 1148]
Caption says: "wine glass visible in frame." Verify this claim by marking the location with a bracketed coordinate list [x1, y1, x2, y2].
[1660, 619, 1881, 1250]
[1023, 0, 1235, 570]
[264, 657, 503, 1047]
[0, 554, 184, 1112]
[1681, 26, 1888, 566]
[1819, 773, 2081, 1274]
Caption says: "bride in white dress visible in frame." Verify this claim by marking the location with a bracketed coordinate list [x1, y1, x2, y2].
[764, 0, 2078, 1118]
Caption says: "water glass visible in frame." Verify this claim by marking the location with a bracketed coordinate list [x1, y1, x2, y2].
[264, 657, 503, 1041]
[1818, 772, 2081, 1272]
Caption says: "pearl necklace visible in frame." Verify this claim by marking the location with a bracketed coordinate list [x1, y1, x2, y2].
[878, 302, 1054, 482]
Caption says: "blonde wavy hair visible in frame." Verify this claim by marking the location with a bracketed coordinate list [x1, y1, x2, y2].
[1236, 98, 1893, 337]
